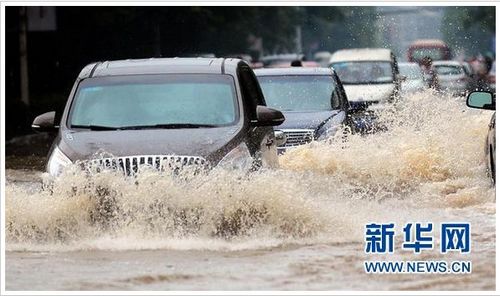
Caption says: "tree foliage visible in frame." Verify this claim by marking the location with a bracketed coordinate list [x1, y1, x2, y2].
[442, 7, 495, 57]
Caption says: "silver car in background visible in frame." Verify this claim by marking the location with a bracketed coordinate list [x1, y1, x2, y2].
[432, 60, 473, 96]
[398, 62, 426, 95]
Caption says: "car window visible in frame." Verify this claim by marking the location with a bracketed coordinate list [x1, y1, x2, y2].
[238, 64, 265, 120]
[410, 48, 444, 61]
[490, 62, 496, 75]
[462, 64, 473, 76]
[69, 74, 238, 128]
[434, 65, 464, 75]
[257, 75, 339, 112]
[331, 61, 393, 84]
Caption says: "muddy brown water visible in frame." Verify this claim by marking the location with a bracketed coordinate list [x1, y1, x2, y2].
[5, 91, 496, 290]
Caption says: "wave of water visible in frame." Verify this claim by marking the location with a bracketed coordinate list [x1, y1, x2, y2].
[5, 90, 495, 251]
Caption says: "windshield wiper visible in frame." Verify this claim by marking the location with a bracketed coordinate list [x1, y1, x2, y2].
[71, 124, 119, 130]
[71, 123, 218, 131]
[116, 123, 219, 130]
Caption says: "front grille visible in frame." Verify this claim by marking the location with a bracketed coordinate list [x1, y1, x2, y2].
[281, 129, 315, 147]
[84, 155, 208, 175]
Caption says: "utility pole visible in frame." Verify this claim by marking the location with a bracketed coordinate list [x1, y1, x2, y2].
[19, 7, 29, 107]
[294, 6, 302, 54]
[295, 25, 302, 54]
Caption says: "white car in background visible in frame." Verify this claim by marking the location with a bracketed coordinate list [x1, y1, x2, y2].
[398, 62, 426, 95]
[329, 48, 401, 111]
[432, 60, 473, 96]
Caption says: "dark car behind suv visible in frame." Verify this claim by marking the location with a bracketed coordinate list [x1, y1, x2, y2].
[32, 58, 285, 176]
[255, 67, 350, 153]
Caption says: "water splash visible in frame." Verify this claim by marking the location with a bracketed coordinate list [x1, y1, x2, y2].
[6, 90, 495, 251]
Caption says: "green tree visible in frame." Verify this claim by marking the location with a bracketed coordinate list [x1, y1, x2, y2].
[442, 7, 495, 57]
[301, 7, 379, 55]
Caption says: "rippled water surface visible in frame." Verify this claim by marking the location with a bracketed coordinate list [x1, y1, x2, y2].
[5, 90, 495, 290]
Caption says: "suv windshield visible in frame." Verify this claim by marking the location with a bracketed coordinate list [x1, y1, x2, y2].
[69, 74, 238, 129]
[331, 61, 393, 84]
[257, 75, 339, 111]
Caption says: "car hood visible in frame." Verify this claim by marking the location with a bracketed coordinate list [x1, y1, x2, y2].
[58, 126, 242, 162]
[276, 110, 341, 130]
[343, 83, 395, 102]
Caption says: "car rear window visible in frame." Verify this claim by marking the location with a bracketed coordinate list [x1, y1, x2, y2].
[331, 61, 393, 84]
[434, 65, 464, 76]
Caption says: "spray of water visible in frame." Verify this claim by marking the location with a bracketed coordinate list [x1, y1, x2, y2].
[5, 90, 495, 251]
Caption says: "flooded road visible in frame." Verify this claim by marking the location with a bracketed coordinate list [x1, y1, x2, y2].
[5, 91, 496, 290]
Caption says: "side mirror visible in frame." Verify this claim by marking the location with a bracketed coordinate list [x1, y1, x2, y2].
[274, 130, 287, 146]
[396, 74, 407, 82]
[252, 105, 285, 126]
[32, 111, 58, 132]
[466, 91, 495, 110]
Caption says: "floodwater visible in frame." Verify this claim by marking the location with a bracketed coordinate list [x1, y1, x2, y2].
[5, 90, 496, 290]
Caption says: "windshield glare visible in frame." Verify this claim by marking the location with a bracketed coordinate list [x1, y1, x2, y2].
[257, 75, 338, 112]
[331, 61, 393, 84]
[69, 75, 238, 128]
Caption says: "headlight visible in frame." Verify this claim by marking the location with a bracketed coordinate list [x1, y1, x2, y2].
[316, 115, 346, 141]
[47, 146, 72, 177]
[217, 142, 253, 171]
[317, 124, 340, 141]
[317, 111, 350, 141]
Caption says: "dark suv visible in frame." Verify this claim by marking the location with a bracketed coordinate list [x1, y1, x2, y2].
[32, 58, 285, 176]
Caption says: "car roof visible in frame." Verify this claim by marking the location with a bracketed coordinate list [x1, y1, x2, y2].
[330, 48, 392, 62]
[398, 62, 419, 66]
[261, 54, 304, 61]
[330, 48, 392, 63]
[254, 67, 333, 76]
[81, 58, 243, 78]
[398, 62, 420, 68]
[432, 60, 464, 67]
[409, 39, 447, 47]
